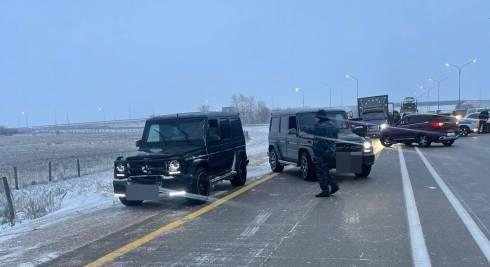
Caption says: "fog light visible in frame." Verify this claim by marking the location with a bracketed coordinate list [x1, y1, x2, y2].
[114, 193, 126, 198]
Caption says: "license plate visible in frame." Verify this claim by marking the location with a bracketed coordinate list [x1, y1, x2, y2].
[126, 183, 159, 201]
[447, 132, 455, 136]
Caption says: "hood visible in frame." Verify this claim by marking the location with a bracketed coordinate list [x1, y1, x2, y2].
[362, 119, 386, 125]
[125, 146, 204, 161]
[338, 130, 364, 143]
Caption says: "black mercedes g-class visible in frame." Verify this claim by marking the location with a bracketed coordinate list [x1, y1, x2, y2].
[113, 112, 248, 206]
[268, 108, 375, 180]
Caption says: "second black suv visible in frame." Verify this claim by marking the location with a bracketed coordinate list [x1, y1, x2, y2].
[113, 112, 248, 206]
[268, 108, 375, 180]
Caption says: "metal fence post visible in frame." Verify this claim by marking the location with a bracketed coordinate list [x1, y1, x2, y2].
[77, 159, 81, 177]
[49, 161, 52, 182]
[13, 166, 18, 190]
[2, 177, 15, 226]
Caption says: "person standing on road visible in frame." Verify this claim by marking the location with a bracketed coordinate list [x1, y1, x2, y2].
[478, 110, 489, 134]
[312, 110, 339, 198]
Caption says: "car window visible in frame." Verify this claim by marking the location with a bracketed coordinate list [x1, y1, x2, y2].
[468, 114, 479, 119]
[280, 116, 289, 133]
[288, 116, 297, 130]
[208, 119, 221, 141]
[219, 119, 231, 140]
[230, 118, 243, 138]
[270, 117, 280, 133]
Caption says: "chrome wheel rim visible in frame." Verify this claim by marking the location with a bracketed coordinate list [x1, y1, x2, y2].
[301, 155, 308, 179]
[270, 151, 277, 169]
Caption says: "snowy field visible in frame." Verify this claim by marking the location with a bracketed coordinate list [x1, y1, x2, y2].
[0, 125, 270, 235]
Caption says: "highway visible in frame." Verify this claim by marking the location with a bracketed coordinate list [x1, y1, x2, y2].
[28, 135, 490, 266]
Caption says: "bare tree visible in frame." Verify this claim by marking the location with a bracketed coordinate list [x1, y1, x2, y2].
[197, 104, 210, 112]
[231, 94, 270, 124]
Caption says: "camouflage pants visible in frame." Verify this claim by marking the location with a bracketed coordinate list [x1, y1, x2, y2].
[315, 157, 335, 191]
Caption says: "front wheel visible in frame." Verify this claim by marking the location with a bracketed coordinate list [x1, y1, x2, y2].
[230, 157, 247, 186]
[459, 126, 470, 137]
[380, 136, 393, 147]
[443, 140, 454, 146]
[187, 167, 211, 204]
[418, 135, 431, 147]
[355, 165, 372, 178]
[119, 198, 143, 206]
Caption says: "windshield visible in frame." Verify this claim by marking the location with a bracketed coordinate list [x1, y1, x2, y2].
[298, 112, 349, 131]
[143, 119, 205, 146]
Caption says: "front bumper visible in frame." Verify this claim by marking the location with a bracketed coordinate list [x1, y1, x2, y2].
[113, 174, 192, 201]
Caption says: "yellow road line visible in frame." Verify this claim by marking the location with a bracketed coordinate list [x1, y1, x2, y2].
[85, 172, 279, 267]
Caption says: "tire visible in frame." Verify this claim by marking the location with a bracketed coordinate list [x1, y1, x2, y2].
[443, 140, 454, 146]
[187, 167, 210, 204]
[459, 126, 470, 137]
[417, 135, 431, 147]
[380, 136, 393, 147]
[119, 197, 143, 206]
[300, 151, 316, 181]
[230, 156, 247, 186]
[269, 148, 284, 172]
[355, 165, 372, 178]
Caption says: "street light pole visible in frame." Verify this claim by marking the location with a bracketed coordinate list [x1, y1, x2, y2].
[346, 74, 359, 100]
[429, 78, 447, 111]
[445, 58, 477, 107]
[322, 83, 332, 107]
[295, 88, 304, 108]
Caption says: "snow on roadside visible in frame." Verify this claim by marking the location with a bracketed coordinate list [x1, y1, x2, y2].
[0, 125, 270, 241]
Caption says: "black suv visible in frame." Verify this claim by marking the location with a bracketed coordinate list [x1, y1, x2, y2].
[268, 108, 375, 180]
[113, 112, 248, 206]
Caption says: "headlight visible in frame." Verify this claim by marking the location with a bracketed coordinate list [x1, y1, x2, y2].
[168, 160, 181, 174]
[380, 123, 388, 130]
[455, 115, 462, 120]
[363, 141, 373, 153]
[115, 163, 126, 173]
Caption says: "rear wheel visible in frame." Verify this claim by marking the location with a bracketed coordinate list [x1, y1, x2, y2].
[459, 126, 470, 137]
[418, 135, 431, 147]
[230, 157, 247, 186]
[380, 136, 393, 147]
[269, 148, 284, 172]
[355, 165, 372, 178]
[187, 167, 210, 204]
[443, 140, 454, 146]
[119, 198, 143, 206]
[300, 152, 316, 181]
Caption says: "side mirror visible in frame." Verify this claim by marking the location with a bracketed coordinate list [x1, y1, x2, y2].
[288, 128, 297, 135]
[352, 126, 367, 137]
[136, 140, 143, 147]
[208, 134, 221, 143]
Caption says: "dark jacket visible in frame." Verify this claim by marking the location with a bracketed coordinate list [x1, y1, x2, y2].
[312, 120, 338, 159]
[479, 111, 489, 120]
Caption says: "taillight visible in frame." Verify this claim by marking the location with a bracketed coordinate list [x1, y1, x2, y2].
[431, 121, 444, 128]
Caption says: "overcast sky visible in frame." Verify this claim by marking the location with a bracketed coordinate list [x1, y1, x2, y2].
[1, 0, 489, 126]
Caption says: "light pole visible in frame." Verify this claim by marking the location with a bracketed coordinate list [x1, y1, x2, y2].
[20, 112, 28, 128]
[322, 83, 332, 107]
[295, 88, 304, 108]
[98, 107, 106, 122]
[429, 77, 447, 111]
[445, 58, 477, 107]
[346, 74, 359, 100]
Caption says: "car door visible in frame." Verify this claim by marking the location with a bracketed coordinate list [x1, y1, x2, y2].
[206, 118, 226, 175]
[393, 117, 411, 140]
[218, 118, 234, 173]
[277, 116, 289, 161]
[285, 115, 300, 162]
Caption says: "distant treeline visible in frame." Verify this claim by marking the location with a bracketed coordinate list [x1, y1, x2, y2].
[198, 94, 271, 124]
[0, 126, 19, 136]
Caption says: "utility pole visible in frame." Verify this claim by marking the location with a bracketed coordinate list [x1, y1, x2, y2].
[429, 78, 447, 111]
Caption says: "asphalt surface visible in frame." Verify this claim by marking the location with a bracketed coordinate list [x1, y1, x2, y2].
[41, 135, 490, 266]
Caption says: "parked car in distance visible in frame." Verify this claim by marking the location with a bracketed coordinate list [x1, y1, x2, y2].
[268, 108, 375, 179]
[113, 112, 248, 206]
[457, 112, 481, 136]
[380, 113, 459, 147]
